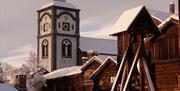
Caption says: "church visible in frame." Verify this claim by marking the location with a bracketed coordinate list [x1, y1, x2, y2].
[37, 0, 117, 72]
[36, 0, 180, 91]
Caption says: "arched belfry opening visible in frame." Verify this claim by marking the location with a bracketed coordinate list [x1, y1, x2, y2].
[42, 40, 48, 58]
[62, 39, 72, 58]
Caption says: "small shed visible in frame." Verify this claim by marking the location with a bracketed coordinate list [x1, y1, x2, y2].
[110, 5, 160, 91]
[110, 5, 160, 65]
[42, 66, 83, 91]
[90, 57, 118, 91]
[81, 56, 103, 91]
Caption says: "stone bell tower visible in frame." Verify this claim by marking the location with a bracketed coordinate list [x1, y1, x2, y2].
[37, 0, 80, 72]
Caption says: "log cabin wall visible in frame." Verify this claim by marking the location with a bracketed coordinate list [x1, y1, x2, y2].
[150, 23, 180, 91]
[93, 61, 117, 91]
[42, 74, 84, 91]
[151, 24, 179, 60]
[117, 33, 130, 61]
[82, 61, 102, 91]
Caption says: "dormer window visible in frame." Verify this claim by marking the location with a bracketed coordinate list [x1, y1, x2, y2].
[42, 40, 48, 58]
[62, 39, 72, 58]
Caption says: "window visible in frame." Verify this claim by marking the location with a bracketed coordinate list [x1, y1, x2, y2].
[62, 39, 72, 58]
[110, 76, 116, 83]
[42, 40, 48, 58]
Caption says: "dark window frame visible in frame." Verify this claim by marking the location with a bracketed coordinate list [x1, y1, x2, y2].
[42, 39, 48, 59]
[62, 39, 72, 58]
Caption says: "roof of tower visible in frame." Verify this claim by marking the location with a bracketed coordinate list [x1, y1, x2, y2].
[39, 0, 78, 10]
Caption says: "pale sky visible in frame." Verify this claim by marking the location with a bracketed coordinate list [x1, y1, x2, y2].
[0, 0, 178, 67]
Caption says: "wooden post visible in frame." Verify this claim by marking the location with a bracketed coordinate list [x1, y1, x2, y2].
[142, 57, 156, 91]
[139, 58, 145, 91]
[122, 44, 141, 91]
[111, 48, 130, 91]
[178, 0, 180, 57]
[120, 62, 128, 91]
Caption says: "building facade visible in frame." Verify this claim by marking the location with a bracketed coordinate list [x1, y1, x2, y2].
[37, 0, 80, 72]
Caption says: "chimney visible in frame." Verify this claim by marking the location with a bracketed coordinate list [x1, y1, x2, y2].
[82, 57, 88, 64]
[169, 2, 175, 14]
[87, 50, 98, 60]
[14, 74, 27, 91]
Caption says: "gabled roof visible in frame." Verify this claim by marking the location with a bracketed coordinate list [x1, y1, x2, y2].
[90, 57, 117, 79]
[81, 56, 103, 71]
[149, 9, 171, 22]
[111, 5, 160, 36]
[158, 15, 179, 31]
[43, 66, 81, 79]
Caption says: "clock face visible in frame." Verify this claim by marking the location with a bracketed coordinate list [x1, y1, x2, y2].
[62, 22, 70, 31]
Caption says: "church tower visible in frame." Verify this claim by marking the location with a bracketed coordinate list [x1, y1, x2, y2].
[37, 0, 80, 72]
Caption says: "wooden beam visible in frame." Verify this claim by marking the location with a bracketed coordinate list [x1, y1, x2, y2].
[178, 0, 180, 57]
[139, 58, 145, 91]
[111, 47, 129, 91]
[122, 44, 141, 91]
[119, 62, 128, 91]
[142, 57, 156, 91]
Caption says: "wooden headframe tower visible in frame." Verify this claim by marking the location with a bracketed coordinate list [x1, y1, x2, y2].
[110, 5, 160, 91]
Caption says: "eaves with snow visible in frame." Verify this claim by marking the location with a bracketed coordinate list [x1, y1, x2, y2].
[38, 0, 79, 10]
[43, 66, 82, 79]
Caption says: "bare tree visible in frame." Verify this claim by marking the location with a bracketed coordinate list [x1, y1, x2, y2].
[1, 62, 16, 83]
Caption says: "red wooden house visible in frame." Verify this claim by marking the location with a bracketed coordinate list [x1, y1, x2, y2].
[90, 57, 118, 91]
[42, 66, 83, 91]
[81, 56, 103, 91]
[110, 5, 180, 91]
[151, 15, 180, 91]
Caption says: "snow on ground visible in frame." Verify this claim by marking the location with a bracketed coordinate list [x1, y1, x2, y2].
[43, 66, 82, 79]
[0, 83, 18, 91]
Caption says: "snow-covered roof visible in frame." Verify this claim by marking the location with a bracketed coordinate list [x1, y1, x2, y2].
[111, 5, 144, 35]
[170, 14, 179, 21]
[110, 5, 160, 36]
[149, 9, 171, 22]
[96, 55, 117, 62]
[158, 14, 179, 31]
[39, 0, 78, 10]
[43, 66, 81, 79]
[0, 84, 18, 91]
[90, 57, 117, 79]
[81, 56, 103, 71]
[80, 37, 117, 55]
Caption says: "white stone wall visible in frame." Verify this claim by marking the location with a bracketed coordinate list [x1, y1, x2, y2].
[38, 36, 52, 72]
[40, 10, 52, 36]
[56, 36, 77, 69]
[56, 10, 76, 35]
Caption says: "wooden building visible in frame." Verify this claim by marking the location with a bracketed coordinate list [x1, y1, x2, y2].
[151, 15, 180, 91]
[81, 56, 103, 91]
[42, 66, 83, 91]
[111, 5, 159, 91]
[90, 57, 118, 91]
